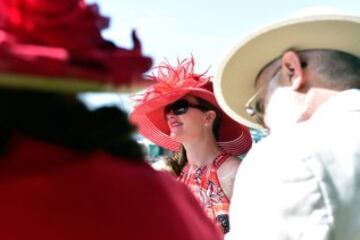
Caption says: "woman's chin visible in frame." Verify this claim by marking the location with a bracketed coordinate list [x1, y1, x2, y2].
[170, 131, 185, 142]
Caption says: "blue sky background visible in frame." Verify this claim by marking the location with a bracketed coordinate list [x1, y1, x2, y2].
[87, 0, 360, 75]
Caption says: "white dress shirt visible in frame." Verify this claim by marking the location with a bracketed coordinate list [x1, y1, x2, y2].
[227, 89, 360, 240]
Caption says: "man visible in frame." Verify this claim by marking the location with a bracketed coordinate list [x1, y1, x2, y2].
[214, 13, 360, 239]
[0, 1, 222, 239]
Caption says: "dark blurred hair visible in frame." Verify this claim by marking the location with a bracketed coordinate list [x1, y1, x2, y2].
[0, 88, 143, 161]
[167, 96, 221, 175]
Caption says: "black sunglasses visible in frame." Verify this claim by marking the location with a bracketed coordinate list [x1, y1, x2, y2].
[164, 99, 209, 116]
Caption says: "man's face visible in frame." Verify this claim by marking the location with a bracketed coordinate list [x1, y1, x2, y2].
[253, 59, 306, 133]
[249, 61, 281, 128]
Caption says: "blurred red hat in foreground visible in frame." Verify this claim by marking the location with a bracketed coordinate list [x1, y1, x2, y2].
[0, 0, 152, 93]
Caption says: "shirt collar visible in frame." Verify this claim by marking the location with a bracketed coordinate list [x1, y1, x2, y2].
[311, 89, 360, 121]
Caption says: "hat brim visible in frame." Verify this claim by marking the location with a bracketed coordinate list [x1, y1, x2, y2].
[130, 87, 252, 156]
[214, 14, 360, 130]
[0, 73, 150, 93]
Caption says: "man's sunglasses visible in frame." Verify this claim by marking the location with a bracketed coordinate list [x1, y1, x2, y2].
[164, 99, 209, 116]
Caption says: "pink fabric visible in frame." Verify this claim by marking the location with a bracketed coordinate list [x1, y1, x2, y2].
[0, 135, 222, 240]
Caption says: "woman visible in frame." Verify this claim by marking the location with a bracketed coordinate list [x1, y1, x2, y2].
[0, 1, 222, 239]
[130, 57, 252, 234]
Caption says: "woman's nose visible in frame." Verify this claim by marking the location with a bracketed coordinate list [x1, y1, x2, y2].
[166, 111, 176, 121]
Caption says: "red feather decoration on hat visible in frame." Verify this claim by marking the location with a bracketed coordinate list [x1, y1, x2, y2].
[133, 57, 212, 107]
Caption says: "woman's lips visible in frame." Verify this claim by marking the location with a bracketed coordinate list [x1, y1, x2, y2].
[169, 120, 182, 128]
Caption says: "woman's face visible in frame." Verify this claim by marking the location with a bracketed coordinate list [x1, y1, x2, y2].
[164, 95, 210, 143]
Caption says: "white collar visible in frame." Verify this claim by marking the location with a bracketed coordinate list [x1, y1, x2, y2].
[311, 89, 360, 121]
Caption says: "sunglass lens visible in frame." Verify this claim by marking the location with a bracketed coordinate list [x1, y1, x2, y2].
[172, 100, 189, 115]
[165, 100, 189, 115]
[173, 106, 187, 115]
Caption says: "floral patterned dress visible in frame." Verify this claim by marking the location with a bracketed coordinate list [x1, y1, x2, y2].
[178, 152, 231, 233]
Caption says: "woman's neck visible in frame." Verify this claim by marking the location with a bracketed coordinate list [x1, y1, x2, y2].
[183, 135, 222, 167]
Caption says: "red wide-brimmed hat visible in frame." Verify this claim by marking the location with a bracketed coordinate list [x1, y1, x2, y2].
[130, 57, 252, 156]
[0, 0, 152, 92]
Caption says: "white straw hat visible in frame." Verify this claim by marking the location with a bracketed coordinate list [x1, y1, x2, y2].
[214, 12, 360, 130]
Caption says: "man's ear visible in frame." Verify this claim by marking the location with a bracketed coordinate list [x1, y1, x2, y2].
[281, 51, 306, 90]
